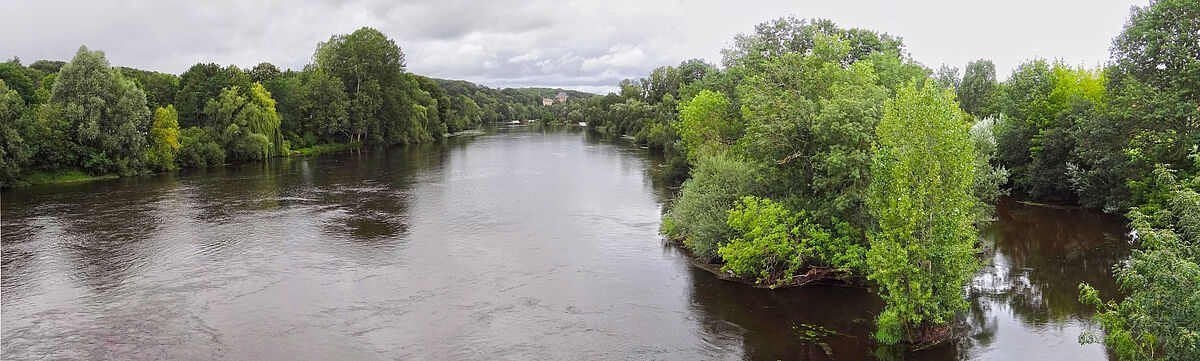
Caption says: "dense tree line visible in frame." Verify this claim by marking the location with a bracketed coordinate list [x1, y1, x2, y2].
[0, 27, 585, 187]
[580, 1, 1197, 355]
[434, 79, 594, 128]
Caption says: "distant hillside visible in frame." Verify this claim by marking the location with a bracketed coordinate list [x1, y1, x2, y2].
[434, 78, 597, 103]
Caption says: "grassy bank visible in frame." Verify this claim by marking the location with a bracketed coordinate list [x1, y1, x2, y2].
[15, 169, 119, 187]
[291, 142, 362, 157]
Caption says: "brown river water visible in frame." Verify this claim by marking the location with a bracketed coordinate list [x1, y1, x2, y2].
[1, 125, 1130, 360]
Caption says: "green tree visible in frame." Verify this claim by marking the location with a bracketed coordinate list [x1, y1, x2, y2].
[49, 46, 151, 175]
[450, 94, 481, 132]
[958, 59, 998, 117]
[314, 27, 425, 145]
[248, 62, 281, 83]
[147, 105, 180, 171]
[867, 81, 980, 345]
[263, 76, 305, 144]
[242, 82, 284, 156]
[1106, 0, 1199, 206]
[300, 69, 350, 143]
[969, 117, 1010, 225]
[675, 89, 735, 163]
[0, 63, 35, 104]
[1081, 165, 1200, 361]
[994, 60, 1107, 201]
[0, 80, 31, 184]
[28, 60, 65, 75]
[201, 83, 283, 160]
[176, 126, 225, 168]
[736, 34, 889, 233]
[175, 63, 234, 127]
[118, 67, 178, 110]
[721, 17, 906, 73]
[932, 64, 960, 90]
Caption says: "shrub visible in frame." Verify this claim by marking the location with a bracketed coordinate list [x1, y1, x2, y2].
[719, 196, 864, 286]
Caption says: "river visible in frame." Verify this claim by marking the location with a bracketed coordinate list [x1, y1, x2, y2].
[1, 125, 1131, 360]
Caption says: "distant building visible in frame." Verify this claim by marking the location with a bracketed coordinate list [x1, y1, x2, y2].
[542, 98, 554, 106]
[555, 92, 569, 103]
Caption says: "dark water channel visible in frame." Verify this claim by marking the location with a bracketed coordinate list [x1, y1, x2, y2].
[1, 125, 1131, 360]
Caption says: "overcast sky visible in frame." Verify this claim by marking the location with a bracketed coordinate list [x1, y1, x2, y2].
[2, 0, 1142, 94]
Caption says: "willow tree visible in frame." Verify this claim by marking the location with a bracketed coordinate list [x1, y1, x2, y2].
[241, 83, 284, 157]
[202, 83, 282, 160]
[867, 81, 979, 345]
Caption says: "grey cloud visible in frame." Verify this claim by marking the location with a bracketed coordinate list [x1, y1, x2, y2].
[2, 0, 1138, 94]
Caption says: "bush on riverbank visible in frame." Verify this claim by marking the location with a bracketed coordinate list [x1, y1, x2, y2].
[661, 153, 761, 260]
[719, 196, 864, 287]
[1080, 164, 1200, 360]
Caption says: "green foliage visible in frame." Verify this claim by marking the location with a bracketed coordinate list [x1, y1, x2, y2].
[201, 83, 283, 160]
[0, 62, 35, 104]
[958, 59, 998, 117]
[721, 17, 906, 73]
[1081, 166, 1200, 361]
[175, 63, 235, 127]
[17, 168, 117, 185]
[28, 60, 65, 75]
[719, 196, 864, 286]
[675, 90, 735, 163]
[315, 27, 439, 145]
[49, 46, 151, 176]
[737, 34, 890, 233]
[2, 30, 500, 186]
[300, 69, 351, 143]
[931, 64, 960, 90]
[664, 153, 761, 259]
[176, 126, 225, 168]
[263, 76, 304, 143]
[0, 80, 32, 185]
[969, 117, 1010, 225]
[147, 105, 180, 171]
[118, 67, 178, 110]
[248, 62, 281, 83]
[867, 81, 980, 344]
[1106, 0, 1200, 207]
[995, 60, 1108, 201]
[292, 142, 361, 156]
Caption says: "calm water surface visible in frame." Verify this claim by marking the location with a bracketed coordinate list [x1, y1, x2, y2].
[1, 125, 1130, 360]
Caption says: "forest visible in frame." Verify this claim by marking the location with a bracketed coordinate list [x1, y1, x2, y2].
[559, 0, 1196, 357]
[0, 27, 590, 187]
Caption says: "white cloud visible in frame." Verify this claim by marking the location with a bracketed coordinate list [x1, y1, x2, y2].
[580, 45, 647, 72]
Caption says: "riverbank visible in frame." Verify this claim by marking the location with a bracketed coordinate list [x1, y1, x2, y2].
[4, 131, 493, 189]
[291, 142, 363, 157]
[664, 238, 857, 289]
[445, 129, 486, 137]
[12, 169, 119, 187]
